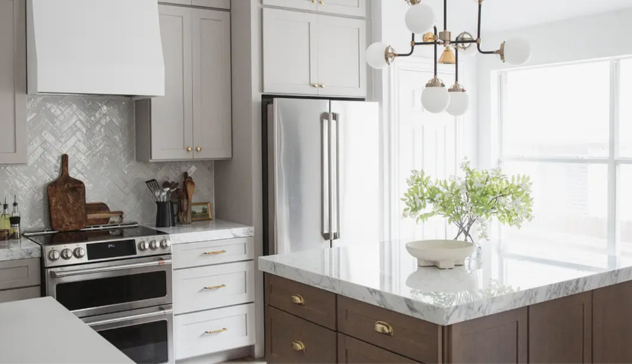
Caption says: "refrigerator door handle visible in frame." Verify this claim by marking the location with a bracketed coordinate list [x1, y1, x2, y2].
[332, 113, 341, 240]
[321, 113, 331, 241]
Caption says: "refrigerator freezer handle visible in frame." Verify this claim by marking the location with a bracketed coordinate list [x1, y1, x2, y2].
[332, 113, 341, 240]
[321, 113, 331, 241]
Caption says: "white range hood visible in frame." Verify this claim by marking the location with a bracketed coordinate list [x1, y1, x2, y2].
[27, 0, 165, 97]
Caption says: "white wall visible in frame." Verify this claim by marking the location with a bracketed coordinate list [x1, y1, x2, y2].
[477, 8, 632, 167]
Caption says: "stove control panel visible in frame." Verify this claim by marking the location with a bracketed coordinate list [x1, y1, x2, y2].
[42, 235, 172, 268]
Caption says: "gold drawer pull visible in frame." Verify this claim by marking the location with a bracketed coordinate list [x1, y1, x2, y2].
[290, 294, 305, 305]
[205, 328, 228, 335]
[204, 250, 226, 255]
[291, 340, 306, 352]
[375, 321, 394, 336]
[203, 284, 226, 290]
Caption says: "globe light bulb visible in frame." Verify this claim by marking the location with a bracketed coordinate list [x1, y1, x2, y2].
[446, 84, 469, 116]
[365, 42, 393, 69]
[455, 32, 477, 60]
[421, 77, 450, 114]
[405, 3, 435, 34]
[501, 37, 531, 65]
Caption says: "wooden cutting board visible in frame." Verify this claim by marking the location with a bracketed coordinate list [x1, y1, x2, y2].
[86, 202, 124, 225]
[48, 154, 87, 231]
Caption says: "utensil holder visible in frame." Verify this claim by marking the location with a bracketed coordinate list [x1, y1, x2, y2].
[155, 202, 173, 228]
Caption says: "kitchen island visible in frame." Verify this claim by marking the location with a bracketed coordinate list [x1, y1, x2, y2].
[0, 297, 133, 363]
[259, 241, 632, 363]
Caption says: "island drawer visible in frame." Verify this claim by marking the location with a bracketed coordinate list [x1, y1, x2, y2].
[266, 305, 337, 363]
[266, 274, 337, 330]
[174, 303, 255, 360]
[338, 333, 418, 363]
[337, 296, 441, 364]
[0, 258, 40, 291]
[174, 261, 255, 314]
[172, 237, 254, 269]
[0, 286, 40, 304]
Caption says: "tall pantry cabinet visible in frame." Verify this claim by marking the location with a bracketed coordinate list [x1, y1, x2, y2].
[136, 3, 232, 162]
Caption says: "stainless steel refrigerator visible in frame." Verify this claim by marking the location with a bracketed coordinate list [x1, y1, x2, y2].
[264, 98, 382, 255]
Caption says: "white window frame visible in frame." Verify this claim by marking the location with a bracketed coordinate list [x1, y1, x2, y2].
[497, 57, 632, 255]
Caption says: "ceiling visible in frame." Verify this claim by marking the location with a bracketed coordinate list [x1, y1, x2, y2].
[423, 0, 632, 33]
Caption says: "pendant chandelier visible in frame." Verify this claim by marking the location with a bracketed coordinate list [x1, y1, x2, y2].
[366, 0, 532, 116]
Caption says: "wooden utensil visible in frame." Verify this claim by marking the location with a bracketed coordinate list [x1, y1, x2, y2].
[48, 154, 87, 231]
[185, 178, 195, 202]
[86, 202, 124, 225]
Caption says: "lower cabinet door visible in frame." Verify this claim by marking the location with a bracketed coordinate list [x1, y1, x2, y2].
[174, 303, 255, 360]
[594, 281, 632, 363]
[337, 333, 417, 364]
[266, 305, 336, 364]
[529, 292, 592, 363]
[446, 307, 528, 364]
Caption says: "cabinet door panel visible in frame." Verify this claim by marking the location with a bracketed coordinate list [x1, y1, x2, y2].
[263, 8, 318, 95]
[192, 9, 232, 159]
[318, 0, 365, 17]
[192, 0, 230, 9]
[262, 0, 318, 12]
[529, 292, 592, 363]
[0, 0, 26, 164]
[317, 15, 365, 97]
[594, 281, 632, 363]
[152, 5, 194, 161]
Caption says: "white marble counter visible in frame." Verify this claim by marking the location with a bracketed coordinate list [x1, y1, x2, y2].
[0, 238, 41, 262]
[259, 240, 632, 326]
[0, 297, 132, 363]
[150, 219, 254, 244]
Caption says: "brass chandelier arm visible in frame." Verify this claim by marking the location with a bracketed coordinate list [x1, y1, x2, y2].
[476, 0, 498, 55]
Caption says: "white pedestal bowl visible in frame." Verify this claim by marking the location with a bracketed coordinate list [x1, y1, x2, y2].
[405, 240, 476, 269]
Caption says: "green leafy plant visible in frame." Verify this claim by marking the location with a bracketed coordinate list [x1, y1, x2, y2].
[402, 159, 534, 242]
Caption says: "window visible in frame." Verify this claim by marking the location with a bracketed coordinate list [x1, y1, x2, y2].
[498, 58, 632, 255]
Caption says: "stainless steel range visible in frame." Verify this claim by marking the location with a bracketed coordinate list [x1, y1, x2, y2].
[25, 223, 174, 364]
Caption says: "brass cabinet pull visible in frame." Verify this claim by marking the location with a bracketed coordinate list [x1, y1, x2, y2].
[375, 321, 394, 336]
[196, 146, 202, 152]
[186, 147, 192, 152]
[290, 294, 305, 305]
[319, 84, 326, 88]
[311, 0, 316, 2]
[291, 340, 306, 352]
[312, 83, 319, 88]
[319, 0, 324, 4]
[204, 250, 226, 255]
[203, 284, 226, 290]
[205, 328, 228, 335]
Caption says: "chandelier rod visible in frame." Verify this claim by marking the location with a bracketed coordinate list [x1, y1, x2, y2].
[433, 26, 438, 76]
[476, 0, 497, 55]
[455, 48, 459, 82]
[444, 0, 447, 31]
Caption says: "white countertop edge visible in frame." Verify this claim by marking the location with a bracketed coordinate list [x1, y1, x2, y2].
[259, 256, 632, 326]
[0, 238, 41, 262]
[147, 219, 254, 244]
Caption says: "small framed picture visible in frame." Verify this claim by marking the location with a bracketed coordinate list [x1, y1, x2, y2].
[191, 202, 212, 222]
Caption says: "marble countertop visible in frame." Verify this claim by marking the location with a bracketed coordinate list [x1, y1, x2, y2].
[149, 219, 254, 244]
[0, 238, 41, 262]
[259, 240, 632, 326]
[0, 297, 132, 363]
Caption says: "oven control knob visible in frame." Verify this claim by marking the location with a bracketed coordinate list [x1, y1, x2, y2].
[73, 247, 86, 259]
[160, 239, 171, 249]
[138, 241, 148, 251]
[149, 240, 158, 250]
[48, 250, 60, 261]
[61, 249, 73, 260]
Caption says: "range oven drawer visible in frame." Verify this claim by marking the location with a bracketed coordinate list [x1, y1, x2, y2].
[84, 304, 174, 364]
[46, 255, 172, 318]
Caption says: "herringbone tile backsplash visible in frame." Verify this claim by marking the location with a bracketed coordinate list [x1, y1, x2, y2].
[0, 96, 214, 230]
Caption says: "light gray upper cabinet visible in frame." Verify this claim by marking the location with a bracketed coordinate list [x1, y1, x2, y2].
[0, 0, 26, 165]
[263, 8, 366, 98]
[159, 0, 230, 9]
[136, 5, 231, 162]
[262, 0, 365, 17]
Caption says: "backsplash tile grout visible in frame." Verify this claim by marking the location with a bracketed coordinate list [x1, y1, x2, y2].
[0, 96, 214, 230]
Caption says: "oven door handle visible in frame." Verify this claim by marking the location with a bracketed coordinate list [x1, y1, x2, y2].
[86, 308, 174, 328]
[51, 259, 172, 278]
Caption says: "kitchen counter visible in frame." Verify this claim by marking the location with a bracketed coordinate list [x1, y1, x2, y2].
[0, 297, 132, 363]
[151, 219, 254, 244]
[0, 238, 41, 262]
[259, 240, 632, 326]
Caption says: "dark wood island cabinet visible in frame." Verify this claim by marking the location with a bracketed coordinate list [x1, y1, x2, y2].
[265, 274, 632, 364]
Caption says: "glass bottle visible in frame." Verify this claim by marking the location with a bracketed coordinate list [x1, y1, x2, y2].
[11, 195, 20, 217]
[0, 199, 10, 231]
